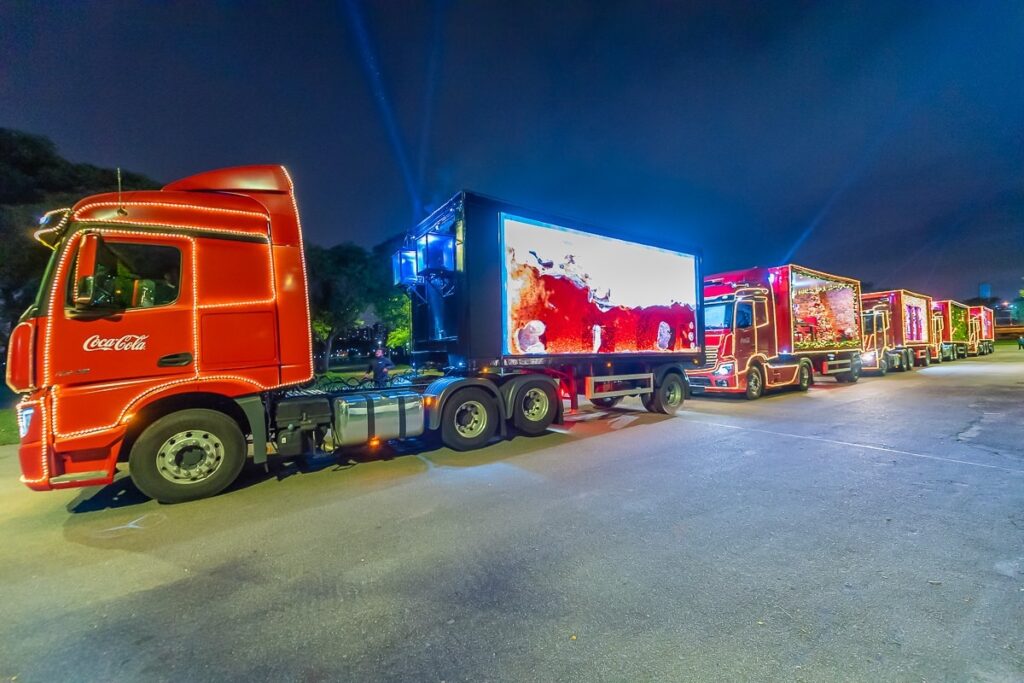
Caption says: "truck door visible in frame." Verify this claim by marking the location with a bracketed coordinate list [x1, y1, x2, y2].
[753, 297, 772, 356]
[47, 233, 196, 437]
[734, 301, 755, 362]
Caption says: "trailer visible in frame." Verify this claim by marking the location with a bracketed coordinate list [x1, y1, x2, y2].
[967, 306, 995, 355]
[6, 168, 704, 503]
[931, 300, 970, 360]
[860, 289, 933, 374]
[688, 264, 862, 399]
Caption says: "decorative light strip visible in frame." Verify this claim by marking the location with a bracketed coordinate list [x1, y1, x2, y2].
[74, 202, 268, 219]
[76, 217, 270, 239]
[32, 208, 72, 248]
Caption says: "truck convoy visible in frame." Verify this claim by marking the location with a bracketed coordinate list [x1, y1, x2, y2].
[931, 300, 970, 361]
[6, 166, 704, 503]
[688, 264, 863, 399]
[859, 289, 933, 373]
[967, 306, 995, 356]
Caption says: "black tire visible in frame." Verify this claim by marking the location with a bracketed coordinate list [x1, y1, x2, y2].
[512, 380, 558, 436]
[902, 350, 914, 371]
[920, 351, 930, 367]
[836, 365, 860, 383]
[745, 364, 765, 400]
[590, 396, 623, 409]
[129, 409, 246, 504]
[796, 362, 812, 391]
[877, 355, 888, 376]
[644, 373, 686, 414]
[440, 387, 498, 451]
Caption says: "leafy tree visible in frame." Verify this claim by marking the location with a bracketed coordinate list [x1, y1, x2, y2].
[368, 240, 412, 352]
[304, 242, 375, 371]
[0, 128, 157, 344]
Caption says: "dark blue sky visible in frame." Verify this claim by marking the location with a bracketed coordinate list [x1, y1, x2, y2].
[2, 1, 1022, 300]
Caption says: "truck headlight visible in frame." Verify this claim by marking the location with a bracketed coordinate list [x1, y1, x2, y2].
[862, 351, 876, 363]
[17, 406, 34, 439]
[714, 363, 734, 376]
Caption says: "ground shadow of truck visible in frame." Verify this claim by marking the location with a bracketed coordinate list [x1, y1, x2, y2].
[64, 405, 674, 515]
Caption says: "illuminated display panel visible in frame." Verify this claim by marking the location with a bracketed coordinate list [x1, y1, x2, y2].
[501, 214, 698, 355]
[949, 304, 968, 342]
[903, 293, 929, 343]
[790, 268, 860, 351]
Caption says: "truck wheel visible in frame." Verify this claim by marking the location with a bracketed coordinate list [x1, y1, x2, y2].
[745, 364, 764, 400]
[441, 388, 498, 451]
[590, 396, 623, 409]
[902, 350, 914, 372]
[877, 356, 888, 375]
[836, 366, 860, 383]
[796, 362, 812, 391]
[129, 409, 246, 503]
[512, 380, 558, 435]
[644, 373, 685, 414]
[920, 352, 930, 367]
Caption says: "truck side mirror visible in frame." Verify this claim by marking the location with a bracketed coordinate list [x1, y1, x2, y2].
[73, 233, 102, 308]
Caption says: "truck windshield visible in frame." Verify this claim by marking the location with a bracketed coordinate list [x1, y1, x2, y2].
[704, 302, 734, 329]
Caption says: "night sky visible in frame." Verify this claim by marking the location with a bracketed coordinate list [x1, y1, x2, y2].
[2, 1, 1022, 300]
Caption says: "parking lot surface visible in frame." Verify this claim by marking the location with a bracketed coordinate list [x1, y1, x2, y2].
[2, 349, 1022, 681]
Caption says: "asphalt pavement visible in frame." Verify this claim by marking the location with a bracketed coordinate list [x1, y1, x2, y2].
[2, 346, 1023, 682]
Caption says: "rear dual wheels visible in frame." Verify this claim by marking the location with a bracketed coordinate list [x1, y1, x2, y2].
[901, 349, 914, 372]
[440, 381, 559, 451]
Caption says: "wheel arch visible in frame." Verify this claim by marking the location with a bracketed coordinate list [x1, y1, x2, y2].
[426, 377, 507, 433]
[117, 391, 253, 462]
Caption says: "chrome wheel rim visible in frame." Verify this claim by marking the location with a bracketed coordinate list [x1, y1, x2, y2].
[454, 400, 487, 438]
[522, 388, 550, 422]
[664, 380, 683, 406]
[156, 429, 225, 484]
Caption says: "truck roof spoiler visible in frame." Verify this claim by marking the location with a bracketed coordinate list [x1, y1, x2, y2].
[163, 165, 293, 195]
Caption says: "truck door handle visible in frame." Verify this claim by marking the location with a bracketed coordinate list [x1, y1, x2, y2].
[157, 352, 193, 367]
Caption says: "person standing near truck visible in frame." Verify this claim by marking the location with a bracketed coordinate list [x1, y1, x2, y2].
[1018, 335, 1024, 350]
[365, 348, 396, 387]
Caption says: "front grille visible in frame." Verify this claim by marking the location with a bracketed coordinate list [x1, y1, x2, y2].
[689, 377, 712, 387]
[705, 346, 719, 366]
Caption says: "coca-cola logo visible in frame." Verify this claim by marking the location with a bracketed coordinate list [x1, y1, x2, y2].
[83, 334, 149, 352]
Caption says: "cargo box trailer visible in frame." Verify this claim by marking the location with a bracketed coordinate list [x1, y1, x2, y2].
[931, 300, 970, 360]
[967, 306, 995, 355]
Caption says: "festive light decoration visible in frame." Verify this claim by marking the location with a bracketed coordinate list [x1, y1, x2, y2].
[29, 165, 316, 483]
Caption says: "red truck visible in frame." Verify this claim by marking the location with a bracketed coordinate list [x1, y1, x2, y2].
[859, 289, 933, 373]
[967, 306, 995, 356]
[6, 166, 704, 502]
[930, 300, 970, 361]
[688, 264, 862, 399]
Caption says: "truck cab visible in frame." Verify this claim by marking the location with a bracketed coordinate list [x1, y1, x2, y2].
[7, 166, 313, 497]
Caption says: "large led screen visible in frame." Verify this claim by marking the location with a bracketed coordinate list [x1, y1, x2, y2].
[501, 215, 698, 355]
[903, 293, 929, 343]
[790, 268, 861, 351]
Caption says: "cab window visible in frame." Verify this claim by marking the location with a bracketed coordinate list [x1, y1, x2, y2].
[67, 241, 181, 309]
[735, 302, 753, 329]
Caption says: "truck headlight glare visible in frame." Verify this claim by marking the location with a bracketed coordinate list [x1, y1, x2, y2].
[862, 351, 876, 363]
[17, 407, 34, 439]
[714, 363, 733, 376]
